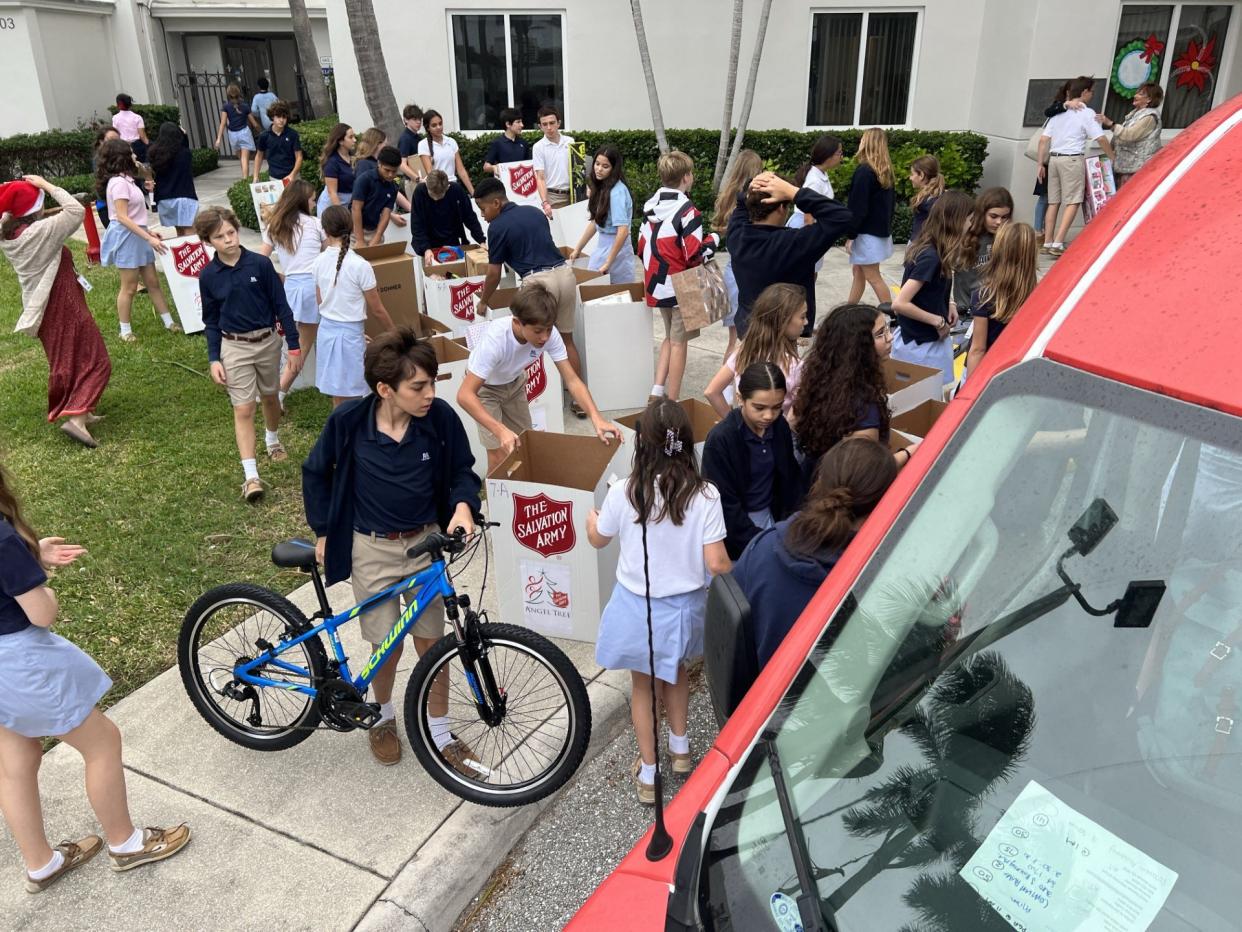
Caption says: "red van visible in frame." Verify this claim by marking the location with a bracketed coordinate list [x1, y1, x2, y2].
[571, 95, 1242, 931]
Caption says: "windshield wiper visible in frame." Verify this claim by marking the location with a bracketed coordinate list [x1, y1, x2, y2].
[763, 733, 839, 932]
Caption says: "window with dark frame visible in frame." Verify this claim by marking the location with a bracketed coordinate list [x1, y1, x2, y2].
[451, 13, 565, 132]
[807, 10, 918, 127]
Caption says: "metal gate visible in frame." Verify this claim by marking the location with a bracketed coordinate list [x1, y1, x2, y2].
[175, 71, 240, 155]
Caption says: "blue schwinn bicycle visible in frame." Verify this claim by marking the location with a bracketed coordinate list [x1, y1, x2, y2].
[177, 526, 591, 807]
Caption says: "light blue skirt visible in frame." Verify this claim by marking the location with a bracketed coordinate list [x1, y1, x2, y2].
[316, 317, 368, 397]
[595, 582, 706, 682]
[0, 626, 112, 737]
[748, 508, 775, 532]
[316, 189, 353, 216]
[722, 259, 739, 328]
[228, 127, 256, 152]
[589, 229, 637, 284]
[157, 197, 199, 227]
[893, 330, 955, 385]
[284, 272, 319, 325]
[851, 233, 893, 265]
[100, 222, 155, 269]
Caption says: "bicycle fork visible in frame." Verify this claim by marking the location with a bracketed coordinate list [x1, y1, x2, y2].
[445, 595, 507, 728]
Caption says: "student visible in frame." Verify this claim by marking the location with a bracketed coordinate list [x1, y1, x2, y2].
[0, 461, 191, 892]
[952, 186, 1013, 317]
[352, 146, 402, 245]
[111, 93, 148, 163]
[91, 127, 120, 228]
[892, 190, 974, 387]
[313, 205, 395, 406]
[483, 107, 532, 175]
[409, 169, 486, 266]
[1033, 94, 1088, 243]
[252, 100, 303, 182]
[569, 144, 636, 284]
[146, 122, 198, 237]
[418, 110, 474, 196]
[458, 283, 615, 474]
[733, 437, 896, 671]
[702, 361, 803, 561]
[302, 329, 482, 768]
[213, 84, 258, 179]
[1038, 76, 1115, 256]
[317, 123, 357, 215]
[353, 127, 386, 181]
[397, 104, 425, 185]
[473, 178, 588, 415]
[96, 139, 179, 342]
[257, 178, 324, 365]
[704, 283, 805, 419]
[713, 149, 764, 361]
[250, 78, 279, 132]
[788, 134, 843, 231]
[532, 106, 575, 218]
[965, 221, 1039, 375]
[195, 206, 302, 502]
[845, 127, 896, 306]
[588, 399, 731, 803]
[639, 150, 718, 402]
[908, 154, 944, 243]
[727, 170, 854, 336]
[794, 303, 911, 485]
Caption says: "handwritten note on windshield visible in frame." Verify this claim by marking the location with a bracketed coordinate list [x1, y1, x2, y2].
[960, 781, 1177, 932]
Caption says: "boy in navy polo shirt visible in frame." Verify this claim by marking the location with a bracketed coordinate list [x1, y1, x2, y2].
[352, 146, 401, 246]
[195, 206, 302, 502]
[302, 329, 482, 768]
[252, 101, 303, 182]
[483, 108, 532, 176]
[397, 104, 424, 186]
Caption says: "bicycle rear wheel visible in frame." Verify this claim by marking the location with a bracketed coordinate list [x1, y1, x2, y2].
[404, 623, 591, 807]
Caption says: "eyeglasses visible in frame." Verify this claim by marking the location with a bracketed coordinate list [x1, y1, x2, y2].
[873, 325, 893, 340]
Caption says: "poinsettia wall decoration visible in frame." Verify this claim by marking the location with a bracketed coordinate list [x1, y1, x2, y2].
[1172, 34, 1217, 93]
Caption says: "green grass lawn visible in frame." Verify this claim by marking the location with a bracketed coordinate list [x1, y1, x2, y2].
[0, 241, 334, 703]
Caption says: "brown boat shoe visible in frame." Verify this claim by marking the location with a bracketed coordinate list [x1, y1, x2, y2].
[369, 719, 401, 765]
[24, 835, 104, 893]
[108, 824, 192, 872]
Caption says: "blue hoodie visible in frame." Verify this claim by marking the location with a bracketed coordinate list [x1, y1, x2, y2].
[732, 518, 843, 670]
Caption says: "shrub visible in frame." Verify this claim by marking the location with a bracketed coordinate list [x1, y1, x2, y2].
[191, 147, 219, 176]
[228, 176, 259, 230]
[107, 104, 181, 134]
[0, 130, 95, 180]
[48, 174, 95, 197]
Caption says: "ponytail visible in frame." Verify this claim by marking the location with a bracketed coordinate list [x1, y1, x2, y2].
[785, 437, 896, 556]
[786, 486, 856, 555]
[334, 232, 351, 286]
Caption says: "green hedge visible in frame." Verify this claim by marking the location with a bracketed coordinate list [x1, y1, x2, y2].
[50, 148, 220, 198]
[107, 104, 182, 135]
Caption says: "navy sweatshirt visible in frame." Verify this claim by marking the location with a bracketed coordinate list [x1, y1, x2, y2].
[302, 396, 483, 585]
[409, 183, 486, 256]
[846, 164, 895, 239]
[726, 188, 855, 336]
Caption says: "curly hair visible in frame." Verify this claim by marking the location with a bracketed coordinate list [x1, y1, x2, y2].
[792, 303, 889, 460]
[95, 138, 139, 199]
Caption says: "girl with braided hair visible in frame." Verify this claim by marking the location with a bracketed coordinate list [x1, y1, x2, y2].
[311, 205, 394, 407]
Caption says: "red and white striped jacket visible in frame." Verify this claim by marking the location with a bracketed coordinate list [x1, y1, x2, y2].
[638, 188, 718, 308]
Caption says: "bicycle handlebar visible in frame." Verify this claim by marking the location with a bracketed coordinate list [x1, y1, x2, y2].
[405, 522, 500, 561]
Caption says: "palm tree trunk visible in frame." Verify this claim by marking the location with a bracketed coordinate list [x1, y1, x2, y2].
[723, 0, 773, 182]
[712, 0, 746, 193]
[342, 0, 402, 141]
[288, 0, 333, 118]
[630, 0, 669, 154]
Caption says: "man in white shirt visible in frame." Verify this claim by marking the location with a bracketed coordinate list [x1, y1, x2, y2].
[532, 107, 575, 219]
[1037, 77, 1115, 256]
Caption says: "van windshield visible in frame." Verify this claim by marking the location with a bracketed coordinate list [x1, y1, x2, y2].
[701, 360, 1242, 931]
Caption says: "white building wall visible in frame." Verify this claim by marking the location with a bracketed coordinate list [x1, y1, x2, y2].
[0, 9, 54, 134]
[34, 9, 117, 128]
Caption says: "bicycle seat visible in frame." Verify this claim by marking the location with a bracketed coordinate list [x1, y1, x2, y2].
[271, 538, 318, 570]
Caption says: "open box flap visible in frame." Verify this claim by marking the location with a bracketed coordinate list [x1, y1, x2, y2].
[491, 431, 619, 491]
[580, 282, 645, 304]
[355, 241, 410, 263]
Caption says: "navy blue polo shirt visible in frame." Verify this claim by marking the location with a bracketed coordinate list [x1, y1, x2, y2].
[398, 128, 423, 159]
[970, 292, 1009, 351]
[353, 171, 397, 229]
[485, 202, 565, 276]
[352, 414, 437, 534]
[323, 152, 355, 196]
[199, 248, 299, 362]
[485, 133, 532, 167]
[258, 126, 301, 179]
[743, 425, 775, 512]
[222, 102, 251, 132]
[0, 520, 45, 636]
[898, 245, 949, 345]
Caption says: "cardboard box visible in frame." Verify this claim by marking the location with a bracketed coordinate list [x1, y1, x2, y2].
[422, 259, 488, 335]
[486, 432, 620, 642]
[156, 235, 214, 334]
[607, 398, 721, 490]
[556, 246, 606, 286]
[463, 244, 490, 277]
[575, 282, 655, 412]
[550, 199, 595, 251]
[890, 399, 948, 444]
[883, 357, 942, 414]
[355, 242, 421, 338]
[417, 313, 451, 337]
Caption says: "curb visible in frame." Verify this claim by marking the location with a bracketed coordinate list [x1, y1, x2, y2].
[353, 670, 633, 932]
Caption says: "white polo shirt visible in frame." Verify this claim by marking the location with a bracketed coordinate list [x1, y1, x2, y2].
[532, 133, 574, 191]
[1043, 107, 1104, 156]
[468, 317, 568, 386]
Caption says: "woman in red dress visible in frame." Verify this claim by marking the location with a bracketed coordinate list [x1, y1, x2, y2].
[0, 176, 111, 447]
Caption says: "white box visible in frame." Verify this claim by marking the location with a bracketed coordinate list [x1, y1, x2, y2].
[157, 235, 215, 334]
[550, 198, 595, 251]
[422, 259, 487, 335]
[486, 432, 619, 642]
[883, 357, 943, 414]
[575, 282, 655, 413]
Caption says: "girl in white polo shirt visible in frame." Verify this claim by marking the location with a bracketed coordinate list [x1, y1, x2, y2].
[418, 110, 474, 196]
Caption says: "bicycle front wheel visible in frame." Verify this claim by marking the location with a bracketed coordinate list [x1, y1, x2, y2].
[404, 623, 591, 807]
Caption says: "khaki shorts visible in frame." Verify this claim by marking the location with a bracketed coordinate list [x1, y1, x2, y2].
[522, 264, 578, 333]
[546, 189, 571, 209]
[350, 529, 446, 645]
[476, 373, 532, 450]
[659, 306, 700, 344]
[1047, 154, 1085, 205]
[219, 329, 280, 407]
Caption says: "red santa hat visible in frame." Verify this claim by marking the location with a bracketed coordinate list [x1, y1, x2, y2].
[0, 181, 45, 219]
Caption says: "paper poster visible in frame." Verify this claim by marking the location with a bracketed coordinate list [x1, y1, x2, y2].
[500, 160, 541, 208]
[156, 235, 214, 334]
[521, 560, 572, 636]
[250, 180, 285, 234]
[960, 781, 1177, 932]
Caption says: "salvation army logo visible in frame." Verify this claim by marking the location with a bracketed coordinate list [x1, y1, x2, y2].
[508, 163, 537, 198]
[512, 492, 575, 557]
[524, 355, 547, 402]
[171, 240, 210, 278]
[449, 280, 483, 322]
[524, 570, 570, 610]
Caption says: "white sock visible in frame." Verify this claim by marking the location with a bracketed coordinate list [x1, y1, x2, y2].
[264, 429, 280, 449]
[378, 701, 395, 723]
[119, 321, 133, 337]
[638, 761, 657, 784]
[109, 826, 144, 855]
[278, 391, 287, 405]
[160, 313, 175, 328]
[669, 732, 690, 755]
[28, 849, 64, 880]
[241, 458, 259, 482]
[650, 384, 666, 397]
[429, 715, 452, 750]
